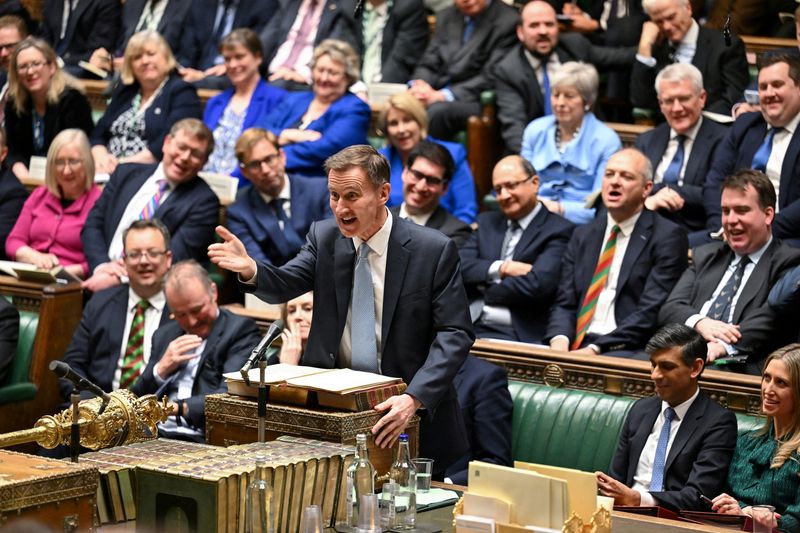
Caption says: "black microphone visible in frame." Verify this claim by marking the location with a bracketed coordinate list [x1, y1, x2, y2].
[354, 0, 364, 19]
[241, 319, 285, 385]
[723, 12, 732, 47]
[50, 361, 112, 406]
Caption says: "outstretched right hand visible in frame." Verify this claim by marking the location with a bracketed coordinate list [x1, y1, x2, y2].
[208, 226, 257, 281]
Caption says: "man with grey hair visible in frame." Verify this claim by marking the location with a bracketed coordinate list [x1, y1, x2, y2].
[635, 63, 728, 241]
[546, 148, 688, 356]
[630, 0, 748, 116]
[132, 259, 261, 441]
[210, 144, 474, 477]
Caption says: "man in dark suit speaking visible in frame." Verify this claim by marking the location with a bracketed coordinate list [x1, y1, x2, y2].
[597, 323, 737, 511]
[209, 145, 474, 475]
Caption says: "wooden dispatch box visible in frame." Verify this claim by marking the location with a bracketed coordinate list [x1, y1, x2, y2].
[0, 449, 99, 531]
[205, 393, 419, 475]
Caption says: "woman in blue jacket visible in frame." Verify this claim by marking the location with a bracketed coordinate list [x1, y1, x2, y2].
[259, 39, 370, 178]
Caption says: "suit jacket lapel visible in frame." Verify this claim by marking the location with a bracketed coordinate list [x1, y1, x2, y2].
[192, 311, 225, 395]
[63, 0, 91, 48]
[649, 126, 670, 171]
[780, 129, 800, 207]
[578, 221, 607, 294]
[513, 207, 547, 259]
[617, 211, 653, 291]
[690, 29, 711, 76]
[696, 246, 733, 305]
[381, 221, 410, 353]
[683, 121, 708, 186]
[664, 394, 704, 473]
[250, 189, 292, 257]
[105, 289, 130, 378]
[425, 206, 447, 231]
[733, 241, 776, 322]
[334, 236, 355, 343]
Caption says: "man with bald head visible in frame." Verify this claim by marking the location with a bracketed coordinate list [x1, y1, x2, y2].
[460, 155, 574, 342]
[546, 148, 688, 356]
[493, 0, 635, 153]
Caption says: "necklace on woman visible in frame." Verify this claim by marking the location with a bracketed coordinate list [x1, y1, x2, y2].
[555, 122, 580, 154]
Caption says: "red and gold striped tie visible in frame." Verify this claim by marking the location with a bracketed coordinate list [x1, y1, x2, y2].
[572, 225, 620, 350]
[120, 299, 150, 389]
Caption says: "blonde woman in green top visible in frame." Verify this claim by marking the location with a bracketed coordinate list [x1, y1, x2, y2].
[712, 345, 800, 532]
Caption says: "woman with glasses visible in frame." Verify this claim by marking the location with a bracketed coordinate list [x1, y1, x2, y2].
[91, 31, 201, 174]
[5, 37, 94, 181]
[258, 39, 370, 177]
[226, 128, 330, 267]
[378, 91, 477, 224]
[520, 62, 621, 224]
[6, 129, 101, 278]
[202, 29, 286, 185]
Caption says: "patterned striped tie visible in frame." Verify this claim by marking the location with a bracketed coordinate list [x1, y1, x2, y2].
[572, 225, 620, 350]
[139, 179, 169, 220]
[120, 299, 150, 389]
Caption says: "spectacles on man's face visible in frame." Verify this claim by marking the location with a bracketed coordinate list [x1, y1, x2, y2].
[493, 175, 533, 195]
[54, 158, 83, 170]
[124, 249, 168, 262]
[240, 153, 280, 171]
[0, 42, 20, 53]
[16, 59, 46, 73]
[406, 167, 444, 187]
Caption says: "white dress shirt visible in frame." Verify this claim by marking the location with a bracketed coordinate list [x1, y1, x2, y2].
[112, 288, 167, 389]
[632, 388, 700, 506]
[654, 117, 703, 186]
[398, 202, 433, 227]
[765, 111, 800, 211]
[338, 208, 392, 371]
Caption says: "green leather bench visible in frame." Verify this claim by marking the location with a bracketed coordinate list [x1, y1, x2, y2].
[508, 381, 764, 473]
[0, 307, 39, 405]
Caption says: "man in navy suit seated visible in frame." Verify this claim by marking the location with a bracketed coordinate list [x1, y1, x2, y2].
[132, 260, 261, 441]
[81, 119, 220, 294]
[545, 148, 688, 356]
[597, 323, 737, 511]
[461, 155, 574, 343]
[226, 128, 331, 266]
[635, 63, 728, 244]
[389, 140, 472, 248]
[60, 219, 173, 401]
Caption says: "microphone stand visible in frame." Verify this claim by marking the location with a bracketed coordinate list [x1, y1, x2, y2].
[257, 359, 269, 443]
[69, 390, 80, 462]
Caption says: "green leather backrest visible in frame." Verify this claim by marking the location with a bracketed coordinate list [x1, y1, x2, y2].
[509, 381, 635, 472]
[4, 310, 38, 386]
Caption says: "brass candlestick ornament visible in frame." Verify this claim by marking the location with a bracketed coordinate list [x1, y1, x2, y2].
[0, 390, 170, 450]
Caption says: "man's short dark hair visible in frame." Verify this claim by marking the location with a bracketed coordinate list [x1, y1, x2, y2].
[406, 140, 455, 183]
[721, 169, 776, 211]
[646, 323, 707, 367]
[123, 219, 172, 251]
[757, 53, 800, 86]
[324, 145, 390, 189]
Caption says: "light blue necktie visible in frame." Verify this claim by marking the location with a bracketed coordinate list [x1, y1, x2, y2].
[751, 128, 779, 172]
[650, 407, 677, 492]
[542, 62, 552, 115]
[462, 17, 475, 44]
[351, 243, 378, 373]
[662, 135, 686, 185]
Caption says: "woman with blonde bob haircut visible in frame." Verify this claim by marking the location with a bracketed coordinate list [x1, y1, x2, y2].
[5, 129, 101, 278]
[378, 91, 477, 223]
[5, 37, 94, 181]
[91, 31, 201, 174]
[712, 345, 800, 531]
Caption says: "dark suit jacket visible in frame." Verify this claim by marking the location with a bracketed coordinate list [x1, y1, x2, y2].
[177, 0, 277, 70]
[412, 1, 518, 103]
[91, 73, 201, 160]
[461, 207, 575, 343]
[608, 393, 738, 511]
[352, 0, 429, 83]
[59, 284, 171, 400]
[39, 0, 121, 66]
[226, 175, 331, 266]
[131, 308, 261, 428]
[445, 355, 512, 486]
[659, 240, 800, 373]
[703, 112, 800, 238]
[494, 35, 636, 153]
[81, 163, 220, 272]
[4, 88, 94, 168]
[0, 164, 27, 261]
[260, 0, 358, 68]
[117, 0, 192, 55]
[242, 215, 474, 473]
[635, 117, 729, 232]
[388, 204, 472, 248]
[0, 297, 19, 385]
[630, 27, 749, 116]
[546, 210, 688, 352]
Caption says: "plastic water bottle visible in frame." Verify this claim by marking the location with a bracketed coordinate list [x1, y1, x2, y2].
[342, 433, 376, 529]
[389, 434, 416, 529]
[245, 457, 275, 533]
